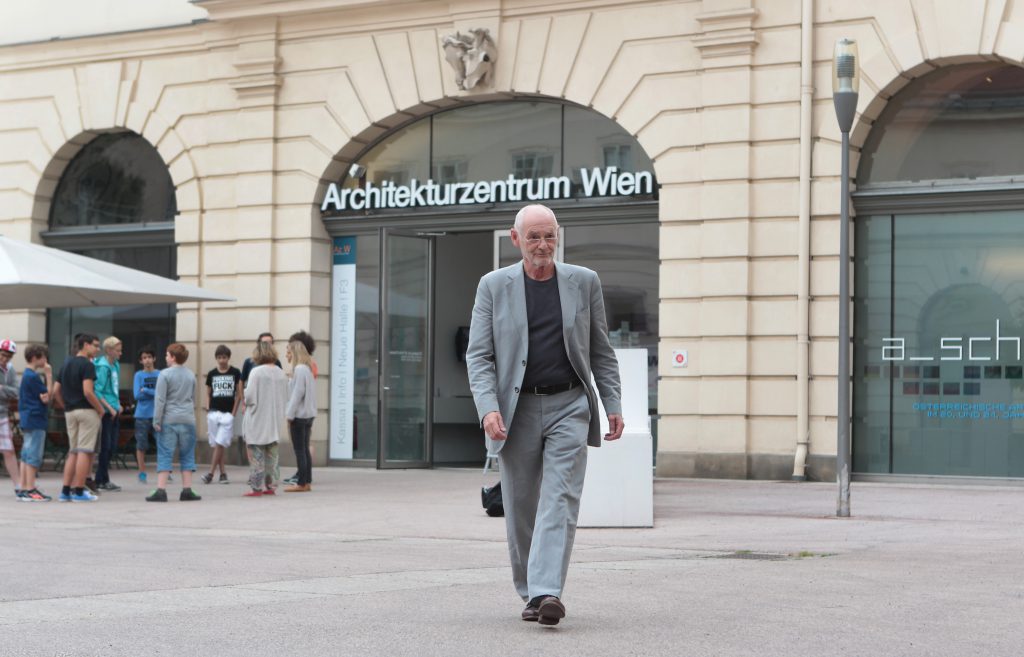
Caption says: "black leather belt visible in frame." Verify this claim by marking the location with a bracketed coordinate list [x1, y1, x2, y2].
[521, 380, 580, 396]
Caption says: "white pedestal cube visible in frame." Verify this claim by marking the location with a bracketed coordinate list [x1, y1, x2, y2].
[578, 348, 654, 528]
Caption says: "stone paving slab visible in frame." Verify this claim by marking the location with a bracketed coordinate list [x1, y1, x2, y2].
[1, 467, 1022, 656]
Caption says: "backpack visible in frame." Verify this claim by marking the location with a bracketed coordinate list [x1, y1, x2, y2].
[481, 482, 504, 517]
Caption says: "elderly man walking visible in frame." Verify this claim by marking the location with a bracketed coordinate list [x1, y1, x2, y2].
[467, 203, 623, 627]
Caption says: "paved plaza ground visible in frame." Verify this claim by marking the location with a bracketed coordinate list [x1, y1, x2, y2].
[1, 466, 1021, 656]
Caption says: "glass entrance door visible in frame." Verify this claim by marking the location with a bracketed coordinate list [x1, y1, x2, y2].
[379, 230, 434, 468]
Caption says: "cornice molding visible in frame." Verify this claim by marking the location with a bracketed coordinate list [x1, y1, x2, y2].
[694, 7, 759, 60]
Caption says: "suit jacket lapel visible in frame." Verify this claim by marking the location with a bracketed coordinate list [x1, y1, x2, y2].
[506, 264, 528, 352]
[556, 262, 578, 347]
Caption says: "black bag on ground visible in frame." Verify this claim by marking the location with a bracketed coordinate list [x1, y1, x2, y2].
[481, 482, 504, 517]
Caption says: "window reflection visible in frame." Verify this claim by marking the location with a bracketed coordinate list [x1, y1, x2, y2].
[564, 105, 653, 189]
[858, 63, 1024, 185]
[854, 211, 1024, 476]
[50, 133, 176, 228]
[433, 102, 562, 183]
[564, 224, 659, 414]
[358, 120, 430, 188]
[340, 101, 658, 207]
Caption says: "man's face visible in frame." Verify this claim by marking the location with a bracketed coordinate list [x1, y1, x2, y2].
[0, 351, 12, 368]
[89, 340, 100, 358]
[141, 353, 155, 369]
[260, 336, 274, 347]
[216, 354, 230, 369]
[511, 210, 558, 269]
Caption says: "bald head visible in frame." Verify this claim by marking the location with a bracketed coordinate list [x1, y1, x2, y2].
[514, 204, 558, 233]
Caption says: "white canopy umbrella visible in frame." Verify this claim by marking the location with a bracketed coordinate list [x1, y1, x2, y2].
[0, 235, 234, 309]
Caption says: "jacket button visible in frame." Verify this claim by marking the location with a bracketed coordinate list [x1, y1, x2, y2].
[514, 387, 519, 393]
[521, 360, 526, 366]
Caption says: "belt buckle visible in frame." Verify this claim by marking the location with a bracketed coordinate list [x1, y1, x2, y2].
[534, 386, 550, 396]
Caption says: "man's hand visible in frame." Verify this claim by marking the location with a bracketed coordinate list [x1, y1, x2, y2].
[483, 411, 508, 441]
[604, 414, 624, 441]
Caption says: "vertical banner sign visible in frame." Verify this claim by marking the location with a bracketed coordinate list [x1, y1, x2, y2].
[330, 237, 357, 460]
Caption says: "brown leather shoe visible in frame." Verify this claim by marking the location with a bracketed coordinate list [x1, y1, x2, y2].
[284, 484, 311, 493]
[521, 601, 540, 622]
[537, 596, 565, 626]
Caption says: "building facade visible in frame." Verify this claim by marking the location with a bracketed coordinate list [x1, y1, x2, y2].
[2, 0, 1023, 479]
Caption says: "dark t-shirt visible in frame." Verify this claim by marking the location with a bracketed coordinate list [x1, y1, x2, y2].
[522, 273, 577, 388]
[18, 368, 48, 431]
[206, 366, 241, 414]
[57, 356, 96, 411]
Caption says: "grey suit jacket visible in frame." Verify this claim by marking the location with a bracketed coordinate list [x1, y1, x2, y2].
[466, 261, 622, 455]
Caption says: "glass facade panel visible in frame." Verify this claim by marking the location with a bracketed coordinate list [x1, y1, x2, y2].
[352, 120, 430, 188]
[853, 215, 893, 473]
[352, 233, 380, 460]
[858, 64, 1024, 186]
[563, 105, 654, 193]
[50, 133, 176, 227]
[564, 223, 659, 414]
[853, 211, 1024, 476]
[432, 102, 562, 183]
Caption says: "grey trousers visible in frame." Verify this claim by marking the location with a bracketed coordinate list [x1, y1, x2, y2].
[498, 387, 590, 601]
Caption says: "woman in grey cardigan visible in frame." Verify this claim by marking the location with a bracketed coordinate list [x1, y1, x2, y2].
[284, 334, 317, 492]
[242, 341, 289, 496]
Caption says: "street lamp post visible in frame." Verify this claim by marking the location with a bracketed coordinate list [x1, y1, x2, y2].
[832, 38, 859, 518]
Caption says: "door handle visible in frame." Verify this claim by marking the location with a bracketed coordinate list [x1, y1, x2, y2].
[382, 386, 391, 391]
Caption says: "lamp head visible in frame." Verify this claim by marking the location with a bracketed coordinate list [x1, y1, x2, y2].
[832, 38, 860, 95]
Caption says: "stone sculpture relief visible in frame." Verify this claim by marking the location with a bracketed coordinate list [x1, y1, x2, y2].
[441, 28, 497, 90]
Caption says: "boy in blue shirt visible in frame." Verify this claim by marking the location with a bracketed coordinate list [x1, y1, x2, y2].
[18, 344, 52, 501]
[133, 346, 159, 484]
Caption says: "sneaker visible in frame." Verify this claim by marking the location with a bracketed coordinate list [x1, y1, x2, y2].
[201, 473, 213, 485]
[243, 489, 263, 497]
[179, 488, 202, 501]
[71, 490, 98, 502]
[283, 475, 299, 485]
[284, 484, 311, 493]
[84, 478, 98, 494]
[145, 488, 168, 503]
[58, 491, 72, 502]
[262, 488, 276, 496]
[98, 482, 122, 492]
[14, 490, 24, 500]
[219, 473, 229, 484]
[138, 472, 147, 484]
[20, 489, 51, 502]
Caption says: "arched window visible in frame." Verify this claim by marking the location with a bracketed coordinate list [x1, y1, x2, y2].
[45, 132, 177, 375]
[323, 100, 656, 217]
[858, 63, 1024, 186]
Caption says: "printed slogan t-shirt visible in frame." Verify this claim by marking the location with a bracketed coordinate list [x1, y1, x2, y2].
[206, 366, 242, 413]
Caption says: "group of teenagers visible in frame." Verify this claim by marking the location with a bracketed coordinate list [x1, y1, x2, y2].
[0, 330, 319, 503]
